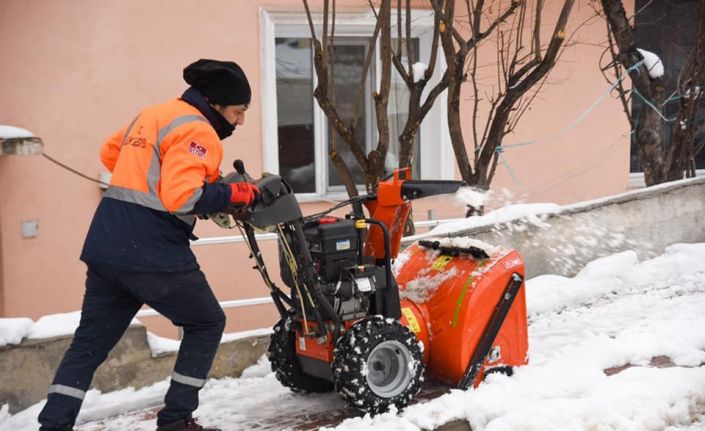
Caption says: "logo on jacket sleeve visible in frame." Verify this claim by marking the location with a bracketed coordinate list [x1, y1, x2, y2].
[188, 141, 208, 159]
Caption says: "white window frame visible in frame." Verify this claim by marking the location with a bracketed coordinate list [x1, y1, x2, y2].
[630, 170, 704, 189]
[260, 7, 455, 201]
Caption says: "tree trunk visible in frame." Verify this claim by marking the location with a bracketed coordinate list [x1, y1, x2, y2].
[446, 53, 475, 185]
[601, 0, 667, 186]
[636, 100, 666, 185]
[398, 84, 424, 168]
[369, 0, 393, 192]
[474, 101, 513, 188]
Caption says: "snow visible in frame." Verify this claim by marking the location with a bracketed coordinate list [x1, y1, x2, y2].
[0, 310, 269, 360]
[26, 311, 83, 340]
[400, 267, 458, 303]
[0, 313, 85, 347]
[684, 86, 702, 100]
[426, 236, 499, 256]
[0, 312, 143, 347]
[412, 62, 428, 83]
[147, 328, 274, 356]
[408, 203, 561, 240]
[0, 318, 33, 346]
[455, 186, 488, 210]
[4, 242, 705, 430]
[145, 332, 181, 357]
[221, 327, 274, 343]
[637, 48, 664, 79]
[0, 125, 34, 139]
[391, 249, 412, 277]
[526, 250, 639, 315]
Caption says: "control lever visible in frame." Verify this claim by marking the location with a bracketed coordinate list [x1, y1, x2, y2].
[231, 159, 260, 208]
[233, 159, 246, 176]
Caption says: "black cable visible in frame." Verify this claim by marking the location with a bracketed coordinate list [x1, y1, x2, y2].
[303, 194, 375, 222]
[42, 153, 108, 187]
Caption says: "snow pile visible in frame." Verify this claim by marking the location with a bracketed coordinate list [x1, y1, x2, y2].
[26, 312, 83, 340]
[0, 125, 34, 139]
[327, 244, 705, 431]
[0, 318, 33, 346]
[0, 313, 85, 347]
[0, 310, 269, 358]
[0, 312, 144, 348]
[526, 250, 639, 315]
[637, 48, 664, 79]
[146, 332, 181, 357]
[3, 244, 705, 430]
[412, 62, 428, 83]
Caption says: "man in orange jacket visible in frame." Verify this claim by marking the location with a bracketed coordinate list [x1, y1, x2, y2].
[38, 59, 257, 431]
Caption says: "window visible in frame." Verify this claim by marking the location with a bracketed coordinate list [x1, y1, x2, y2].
[275, 37, 316, 193]
[261, 9, 454, 198]
[631, 0, 705, 175]
[325, 38, 376, 189]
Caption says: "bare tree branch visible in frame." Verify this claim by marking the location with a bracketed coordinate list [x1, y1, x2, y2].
[303, 0, 317, 39]
[406, 0, 413, 71]
[351, 15, 382, 131]
[605, 21, 633, 128]
[472, 0, 576, 187]
[369, 0, 394, 188]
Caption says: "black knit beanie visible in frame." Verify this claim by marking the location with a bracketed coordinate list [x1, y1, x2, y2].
[183, 59, 251, 106]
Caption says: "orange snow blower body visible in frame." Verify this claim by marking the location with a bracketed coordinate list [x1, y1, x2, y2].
[396, 245, 529, 386]
[231, 161, 529, 412]
[293, 168, 529, 388]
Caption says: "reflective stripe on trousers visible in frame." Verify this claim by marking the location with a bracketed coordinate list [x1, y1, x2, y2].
[172, 371, 207, 388]
[48, 384, 86, 400]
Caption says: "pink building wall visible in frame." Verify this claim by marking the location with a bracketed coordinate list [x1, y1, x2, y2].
[0, 0, 631, 336]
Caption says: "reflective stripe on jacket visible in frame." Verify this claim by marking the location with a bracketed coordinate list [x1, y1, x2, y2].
[81, 98, 232, 272]
[103, 99, 223, 219]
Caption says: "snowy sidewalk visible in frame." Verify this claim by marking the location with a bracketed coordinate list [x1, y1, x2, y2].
[3, 243, 705, 430]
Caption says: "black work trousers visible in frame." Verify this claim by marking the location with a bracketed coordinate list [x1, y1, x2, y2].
[38, 263, 226, 430]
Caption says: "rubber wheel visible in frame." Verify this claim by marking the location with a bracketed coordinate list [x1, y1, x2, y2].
[267, 317, 334, 393]
[332, 316, 425, 414]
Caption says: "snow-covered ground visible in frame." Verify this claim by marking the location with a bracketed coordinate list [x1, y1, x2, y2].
[3, 243, 705, 430]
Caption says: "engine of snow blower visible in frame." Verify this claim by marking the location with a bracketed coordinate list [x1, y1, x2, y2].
[212, 164, 529, 414]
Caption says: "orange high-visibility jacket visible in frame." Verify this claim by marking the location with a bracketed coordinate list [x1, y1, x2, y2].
[81, 98, 233, 272]
[101, 99, 224, 224]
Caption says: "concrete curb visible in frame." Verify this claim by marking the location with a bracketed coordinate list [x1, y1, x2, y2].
[0, 325, 270, 413]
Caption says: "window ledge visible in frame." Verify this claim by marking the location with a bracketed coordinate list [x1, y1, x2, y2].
[629, 170, 705, 190]
[629, 173, 646, 190]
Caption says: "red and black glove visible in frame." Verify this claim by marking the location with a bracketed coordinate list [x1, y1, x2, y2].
[229, 182, 260, 207]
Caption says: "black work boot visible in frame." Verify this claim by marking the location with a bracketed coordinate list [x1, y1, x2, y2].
[156, 418, 222, 431]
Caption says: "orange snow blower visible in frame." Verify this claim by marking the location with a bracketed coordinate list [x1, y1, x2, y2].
[215, 164, 528, 413]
